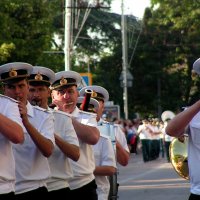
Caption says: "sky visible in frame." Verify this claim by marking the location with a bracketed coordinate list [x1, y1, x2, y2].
[110, 0, 151, 18]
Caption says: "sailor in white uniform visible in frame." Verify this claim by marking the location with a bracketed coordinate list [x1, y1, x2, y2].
[0, 62, 55, 199]
[79, 85, 130, 166]
[50, 70, 100, 200]
[28, 66, 80, 197]
[79, 85, 130, 200]
[0, 94, 24, 198]
[77, 97, 117, 200]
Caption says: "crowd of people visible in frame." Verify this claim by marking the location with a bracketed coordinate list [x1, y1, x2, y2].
[112, 117, 174, 163]
[2, 59, 200, 200]
[0, 62, 130, 200]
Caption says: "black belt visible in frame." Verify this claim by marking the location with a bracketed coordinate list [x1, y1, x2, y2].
[189, 193, 200, 200]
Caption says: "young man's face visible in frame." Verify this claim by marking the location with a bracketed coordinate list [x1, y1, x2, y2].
[96, 100, 104, 122]
[51, 85, 79, 113]
[28, 85, 50, 109]
[3, 79, 29, 104]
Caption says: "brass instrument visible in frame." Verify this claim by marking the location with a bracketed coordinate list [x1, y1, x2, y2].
[80, 89, 93, 111]
[161, 110, 175, 122]
[161, 110, 189, 180]
[169, 135, 189, 180]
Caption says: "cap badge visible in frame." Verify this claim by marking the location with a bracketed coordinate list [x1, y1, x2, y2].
[91, 91, 97, 98]
[34, 72, 43, 80]
[60, 77, 67, 85]
[9, 68, 18, 77]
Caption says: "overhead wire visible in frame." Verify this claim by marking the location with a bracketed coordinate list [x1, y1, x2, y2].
[72, 3, 91, 46]
[70, 1, 143, 67]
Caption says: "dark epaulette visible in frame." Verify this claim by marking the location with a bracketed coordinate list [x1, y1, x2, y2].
[0, 94, 18, 103]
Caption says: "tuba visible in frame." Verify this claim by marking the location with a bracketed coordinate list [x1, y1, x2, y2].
[161, 110, 175, 122]
[169, 135, 189, 180]
[161, 110, 189, 180]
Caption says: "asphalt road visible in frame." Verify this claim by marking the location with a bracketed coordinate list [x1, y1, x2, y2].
[117, 152, 190, 200]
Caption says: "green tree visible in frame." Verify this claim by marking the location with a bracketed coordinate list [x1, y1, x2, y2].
[0, 0, 60, 69]
[132, 0, 200, 117]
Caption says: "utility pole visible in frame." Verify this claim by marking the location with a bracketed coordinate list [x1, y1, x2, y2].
[64, 0, 110, 72]
[121, 0, 128, 119]
[64, 0, 71, 71]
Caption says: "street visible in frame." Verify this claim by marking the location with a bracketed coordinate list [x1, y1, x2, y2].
[117, 152, 190, 200]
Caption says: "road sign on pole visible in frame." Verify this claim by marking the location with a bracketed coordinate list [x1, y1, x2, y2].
[79, 72, 92, 86]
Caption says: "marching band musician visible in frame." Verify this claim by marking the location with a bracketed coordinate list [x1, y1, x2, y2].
[79, 85, 130, 200]
[137, 119, 152, 162]
[0, 62, 55, 199]
[148, 119, 161, 160]
[50, 70, 100, 200]
[79, 85, 130, 166]
[162, 118, 174, 162]
[0, 94, 24, 199]
[27, 66, 80, 197]
[166, 58, 200, 200]
[77, 96, 117, 200]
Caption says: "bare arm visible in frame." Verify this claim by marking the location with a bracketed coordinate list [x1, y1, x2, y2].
[116, 139, 130, 166]
[0, 114, 24, 144]
[54, 134, 80, 161]
[19, 102, 54, 157]
[166, 100, 200, 137]
[71, 118, 100, 145]
[94, 166, 116, 176]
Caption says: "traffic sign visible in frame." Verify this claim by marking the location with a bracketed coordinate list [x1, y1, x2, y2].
[79, 72, 92, 86]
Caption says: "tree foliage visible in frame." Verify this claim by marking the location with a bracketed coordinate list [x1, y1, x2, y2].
[0, 0, 61, 70]
[1, 0, 200, 119]
[138, 0, 200, 117]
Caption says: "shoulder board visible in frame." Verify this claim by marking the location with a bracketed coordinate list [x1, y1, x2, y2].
[79, 110, 97, 116]
[0, 94, 18, 103]
[33, 105, 51, 113]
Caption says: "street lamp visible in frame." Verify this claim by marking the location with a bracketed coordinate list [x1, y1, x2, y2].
[119, 70, 134, 87]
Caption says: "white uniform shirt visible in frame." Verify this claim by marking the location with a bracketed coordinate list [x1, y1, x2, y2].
[188, 111, 200, 195]
[93, 134, 116, 200]
[68, 106, 97, 190]
[13, 102, 55, 194]
[0, 95, 23, 194]
[162, 122, 174, 142]
[97, 120, 116, 150]
[150, 125, 160, 140]
[138, 123, 151, 140]
[47, 110, 79, 191]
